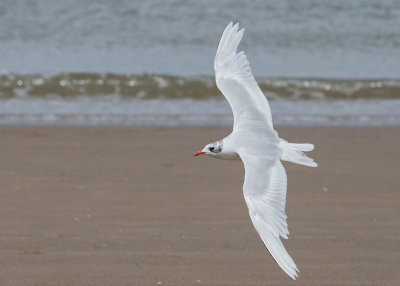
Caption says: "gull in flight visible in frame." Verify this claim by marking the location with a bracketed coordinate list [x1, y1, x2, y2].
[193, 22, 317, 280]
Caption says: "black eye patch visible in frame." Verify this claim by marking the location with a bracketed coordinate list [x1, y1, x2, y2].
[208, 140, 223, 153]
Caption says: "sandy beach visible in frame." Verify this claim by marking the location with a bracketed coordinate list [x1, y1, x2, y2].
[0, 125, 399, 286]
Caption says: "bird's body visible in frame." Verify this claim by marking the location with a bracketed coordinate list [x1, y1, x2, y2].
[194, 22, 317, 280]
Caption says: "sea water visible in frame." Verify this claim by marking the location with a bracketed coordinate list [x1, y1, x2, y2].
[1, 0, 399, 125]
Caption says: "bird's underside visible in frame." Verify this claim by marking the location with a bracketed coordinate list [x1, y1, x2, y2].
[195, 22, 318, 280]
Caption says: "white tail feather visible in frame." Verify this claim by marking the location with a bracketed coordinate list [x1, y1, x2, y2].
[280, 139, 317, 167]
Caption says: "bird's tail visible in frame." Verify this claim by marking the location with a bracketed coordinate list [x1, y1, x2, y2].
[279, 139, 317, 167]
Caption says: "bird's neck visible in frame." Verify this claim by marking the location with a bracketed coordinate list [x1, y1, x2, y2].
[217, 135, 240, 160]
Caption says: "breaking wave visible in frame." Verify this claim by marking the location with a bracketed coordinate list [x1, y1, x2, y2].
[1, 73, 400, 100]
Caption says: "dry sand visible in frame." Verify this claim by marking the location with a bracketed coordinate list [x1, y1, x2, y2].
[0, 125, 399, 286]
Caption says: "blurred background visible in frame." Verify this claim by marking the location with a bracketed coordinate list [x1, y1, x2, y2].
[1, 0, 400, 125]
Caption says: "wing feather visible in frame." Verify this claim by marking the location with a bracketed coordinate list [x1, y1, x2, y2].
[214, 22, 273, 130]
[240, 153, 299, 280]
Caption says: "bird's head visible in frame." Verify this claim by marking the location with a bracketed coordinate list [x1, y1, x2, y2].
[193, 140, 223, 157]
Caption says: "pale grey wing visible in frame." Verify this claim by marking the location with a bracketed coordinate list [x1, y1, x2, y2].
[239, 151, 299, 280]
[214, 22, 274, 130]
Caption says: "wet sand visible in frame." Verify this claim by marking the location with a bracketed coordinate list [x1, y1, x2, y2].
[0, 125, 399, 286]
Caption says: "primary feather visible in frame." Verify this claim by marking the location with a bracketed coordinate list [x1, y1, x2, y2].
[214, 22, 274, 130]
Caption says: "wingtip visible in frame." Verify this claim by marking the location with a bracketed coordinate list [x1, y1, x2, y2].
[225, 21, 235, 33]
[232, 22, 240, 34]
[289, 268, 300, 280]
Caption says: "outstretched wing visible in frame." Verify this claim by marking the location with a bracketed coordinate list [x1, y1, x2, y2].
[239, 151, 299, 280]
[214, 22, 273, 130]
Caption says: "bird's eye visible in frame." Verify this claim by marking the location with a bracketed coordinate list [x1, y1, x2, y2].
[209, 146, 215, 152]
